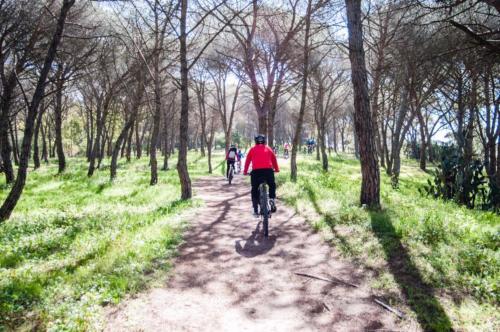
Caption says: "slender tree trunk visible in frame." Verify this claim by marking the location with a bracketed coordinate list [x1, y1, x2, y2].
[88, 107, 102, 177]
[9, 119, 19, 166]
[316, 127, 321, 161]
[416, 110, 427, 171]
[47, 122, 54, 158]
[345, 0, 380, 208]
[126, 119, 134, 162]
[111, 117, 136, 180]
[86, 108, 93, 161]
[135, 120, 142, 158]
[97, 123, 106, 169]
[177, 0, 192, 199]
[290, 0, 312, 182]
[332, 124, 338, 153]
[54, 75, 66, 173]
[320, 126, 328, 171]
[150, 77, 161, 185]
[0, 73, 19, 184]
[33, 101, 46, 170]
[0, 0, 75, 221]
[120, 128, 128, 158]
[41, 122, 48, 163]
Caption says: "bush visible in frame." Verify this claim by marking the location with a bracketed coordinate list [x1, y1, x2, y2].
[420, 144, 495, 211]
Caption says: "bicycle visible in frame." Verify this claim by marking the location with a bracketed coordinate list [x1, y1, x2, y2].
[228, 163, 235, 184]
[258, 182, 271, 237]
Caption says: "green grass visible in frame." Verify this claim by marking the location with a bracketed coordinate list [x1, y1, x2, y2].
[0, 152, 222, 331]
[276, 154, 499, 331]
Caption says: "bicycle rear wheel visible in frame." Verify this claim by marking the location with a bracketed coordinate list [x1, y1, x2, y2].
[259, 184, 269, 237]
[229, 166, 234, 184]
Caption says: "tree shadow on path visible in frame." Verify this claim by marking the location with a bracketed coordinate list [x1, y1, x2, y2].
[235, 220, 276, 258]
[301, 179, 453, 331]
[369, 210, 453, 332]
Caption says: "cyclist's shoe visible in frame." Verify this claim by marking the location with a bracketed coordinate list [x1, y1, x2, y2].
[269, 199, 277, 213]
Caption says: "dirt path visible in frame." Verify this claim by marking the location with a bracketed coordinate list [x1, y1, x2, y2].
[104, 175, 407, 331]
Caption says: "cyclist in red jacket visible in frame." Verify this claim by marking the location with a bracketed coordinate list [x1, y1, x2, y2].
[243, 134, 279, 216]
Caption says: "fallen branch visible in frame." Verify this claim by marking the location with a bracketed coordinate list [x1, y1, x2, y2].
[373, 298, 405, 319]
[294, 272, 359, 288]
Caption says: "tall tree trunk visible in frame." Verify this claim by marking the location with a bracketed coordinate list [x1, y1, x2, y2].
[33, 101, 46, 170]
[163, 102, 175, 171]
[290, 0, 312, 182]
[86, 108, 93, 161]
[345, 0, 380, 208]
[0, 72, 19, 184]
[135, 119, 142, 159]
[0, 128, 14, 184]
[111, 118, 135, 180]
[177, 0, 192, 199]
[316, 127, 321, 161]
[416, 110, 427, 171]
[320, 126, 328, 171]
[0, 0, 75, 221]
[88, 107, 102, 177]
[41, 122, 48, 163]
[150, 77, 161, 185]
[55, 74, 66, 173]
[9, 119, 19, 166]
[97, 123, 107, 169]
[333, 124, 338, 153]
[126, 120, 134, 162]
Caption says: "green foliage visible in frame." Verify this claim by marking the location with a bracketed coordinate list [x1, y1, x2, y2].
[421, 145, 495, 211]
[0, 153, 219, 331]
[62, 112, 86, 157]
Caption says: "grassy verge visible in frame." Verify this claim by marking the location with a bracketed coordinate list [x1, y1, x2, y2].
[0, 152, 222, 331]
[276, 154, 499, 331]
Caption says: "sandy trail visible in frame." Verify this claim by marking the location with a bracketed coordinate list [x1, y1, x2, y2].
[104, 175, 405, 331]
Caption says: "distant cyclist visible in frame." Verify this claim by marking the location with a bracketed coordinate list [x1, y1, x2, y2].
[226, 144, 240, 179]
[243, 134, 279, 216]
[236, 149, 244, 173]
[283, 142, 290, 158]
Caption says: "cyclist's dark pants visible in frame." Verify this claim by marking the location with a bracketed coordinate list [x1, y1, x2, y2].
[226, 160, 235, 178]
[250, 169, 276, 211]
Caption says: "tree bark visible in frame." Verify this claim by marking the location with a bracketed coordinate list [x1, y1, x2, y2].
[9, 119, 19, 166]
[0, 63, 23, 184]
[177, 0, 192, 199]
[345, 0, 380, 208]
[41, 121, 48, 163]
[54, 69, 66, 173]
[135, 119, 142, 159]
[0, 0, 75, 221]
[416, 110, 427, 171]
[33, 101, 46, 170]
[290, 0, 312, 182]
[150, 77, 162, 185]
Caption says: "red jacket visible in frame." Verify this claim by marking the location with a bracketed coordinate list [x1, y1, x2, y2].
[244, 144, 279, 174]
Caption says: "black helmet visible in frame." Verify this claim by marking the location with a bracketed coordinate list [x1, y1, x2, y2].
[254, 134, 266, 144]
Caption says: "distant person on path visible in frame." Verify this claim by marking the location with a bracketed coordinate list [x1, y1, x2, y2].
[243, 134, 280, 216]
[283, 142, 290, 158]
[236, 149, 244, 173]
[226, 144, 240, 179]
